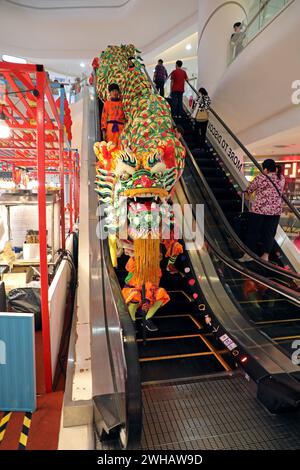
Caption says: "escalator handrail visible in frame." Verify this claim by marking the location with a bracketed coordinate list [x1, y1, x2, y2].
[179, 164, 300, 306]
[94, 92, 142, 449]
[184, 134, 300, 283]
[143, 66, 300, 283]
[186, 80, 300, 221]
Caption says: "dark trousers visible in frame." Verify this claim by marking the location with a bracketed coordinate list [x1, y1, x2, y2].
[171, 91, 184, 117]
[246, 213, 280, 254]
[155, 79, 165, 97]
[194, 120, 208, 148]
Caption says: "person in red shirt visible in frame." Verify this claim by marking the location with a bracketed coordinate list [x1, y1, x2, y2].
[170, 60, 189, 117]
[101, 83, 125, 146]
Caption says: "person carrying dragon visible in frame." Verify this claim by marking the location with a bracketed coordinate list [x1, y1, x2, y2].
[101, 83, 126, 146]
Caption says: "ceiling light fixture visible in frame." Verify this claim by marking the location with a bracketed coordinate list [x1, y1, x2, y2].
[80, 62, 85, 68]
[185, 44, 192, 51]
[0, 109, 11, 139]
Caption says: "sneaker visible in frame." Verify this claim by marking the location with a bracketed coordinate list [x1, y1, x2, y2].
[238, 253, 252, 263]
[166, 264, 180, 275]
[145, 319, 158, 332]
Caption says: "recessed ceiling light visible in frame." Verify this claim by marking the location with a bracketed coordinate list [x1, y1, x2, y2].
[80, 62, 85, 68]
[2, 55, 27, 64]
[185, 44, 192, 51]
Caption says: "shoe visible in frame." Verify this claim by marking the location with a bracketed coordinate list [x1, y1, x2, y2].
[167, 264, 180, 275]
[238, 254, 252, 262]
[145, 319, 158, 332]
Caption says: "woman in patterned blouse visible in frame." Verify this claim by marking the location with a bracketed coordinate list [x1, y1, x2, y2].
[193, 87, 211, 149]
[239, 159, 285, 263]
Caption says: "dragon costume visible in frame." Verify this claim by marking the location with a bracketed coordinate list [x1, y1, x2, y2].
[93, 44, 186, 323]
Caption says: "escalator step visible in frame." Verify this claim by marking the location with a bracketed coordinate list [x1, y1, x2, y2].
[205, 177, 229, 186]
[135, 314, 202, 338]
[140, 354, 227, 382]
[194, 159, 217, 168]
[198, 168, 225, 177]
[138, 335, 210, 359]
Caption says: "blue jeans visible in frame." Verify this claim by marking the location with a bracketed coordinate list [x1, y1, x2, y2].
[171, 91, 184, 116]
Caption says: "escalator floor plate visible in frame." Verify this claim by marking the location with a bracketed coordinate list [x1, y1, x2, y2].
[139, 375, 300, 450]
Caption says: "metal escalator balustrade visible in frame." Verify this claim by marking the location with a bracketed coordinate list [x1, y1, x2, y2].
[89, 87, 142, 450]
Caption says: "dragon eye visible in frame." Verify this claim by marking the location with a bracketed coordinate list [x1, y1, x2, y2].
[154, 172, 163, 179]
[120, 172, 130, 181]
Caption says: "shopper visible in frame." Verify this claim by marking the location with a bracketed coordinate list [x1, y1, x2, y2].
[230, 22, 245, 59]
[128, 56, 135, 71]
[239, 159, 285, 263]
[153, 59, 168, 97]
[101, 83, 125, 146]
[173, 125, 184, 140]
[170, 60, 189, 118]
[72, 77, 81, 95]
[192, 87, 211, 149]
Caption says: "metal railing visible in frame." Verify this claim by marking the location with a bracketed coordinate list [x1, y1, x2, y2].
[229, 0, 294, 63]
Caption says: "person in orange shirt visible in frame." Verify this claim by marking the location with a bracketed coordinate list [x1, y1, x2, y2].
[101, 83, 125, 147]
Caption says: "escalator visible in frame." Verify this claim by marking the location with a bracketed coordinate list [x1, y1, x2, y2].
[88, 76, 300, 451]
[169, 85, 300, 361]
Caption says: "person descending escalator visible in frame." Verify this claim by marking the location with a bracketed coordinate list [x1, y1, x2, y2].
[101, 83, 126, 146]
[191, 87, 211, 149]
[239, 159, 285, 263]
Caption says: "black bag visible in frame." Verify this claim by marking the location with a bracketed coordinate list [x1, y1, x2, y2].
[8, 287, 42, 331]
[232, 211, 249, 242]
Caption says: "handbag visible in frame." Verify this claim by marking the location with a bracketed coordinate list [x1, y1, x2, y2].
[195, 109, 209, 122]
[192, 101, 209, 121]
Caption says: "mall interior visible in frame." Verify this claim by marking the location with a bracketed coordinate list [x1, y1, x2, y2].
[0, 0, 300, 451]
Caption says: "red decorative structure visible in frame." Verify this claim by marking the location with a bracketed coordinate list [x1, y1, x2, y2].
[0, 61, 80, 392]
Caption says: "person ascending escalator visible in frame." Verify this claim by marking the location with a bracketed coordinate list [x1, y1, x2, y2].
[239, 159, 285, 263]
[191, 87, 211, 149]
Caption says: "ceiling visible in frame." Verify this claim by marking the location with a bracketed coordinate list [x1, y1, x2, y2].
[144, 32, 198, 68]
[0, 0, 198, 76]
[248, 125, 300, 157]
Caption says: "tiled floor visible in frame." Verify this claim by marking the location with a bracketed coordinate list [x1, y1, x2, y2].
[96, 374, 300, 450]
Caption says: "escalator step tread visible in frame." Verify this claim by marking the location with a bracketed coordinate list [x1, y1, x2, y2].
[138, 335, 210, 359]
[140, 354, 227, 382]
[135, 315, 202, 338]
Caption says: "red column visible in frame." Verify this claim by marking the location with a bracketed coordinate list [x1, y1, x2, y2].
[74, 152, 79, 222]
[36, 70, 52, 393]
[59, 131, 65, 250]
[69, 152, 73, 233]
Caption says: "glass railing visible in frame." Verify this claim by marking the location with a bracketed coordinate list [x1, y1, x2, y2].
[229, 0, 293, 63]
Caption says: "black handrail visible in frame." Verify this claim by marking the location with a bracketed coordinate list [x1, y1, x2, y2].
[94, 91, 142, 449]
[186, 80, 300, 221]
[179, 160, 300, 305]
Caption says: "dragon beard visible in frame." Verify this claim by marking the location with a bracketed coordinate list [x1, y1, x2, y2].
[133, 237, 160, 287]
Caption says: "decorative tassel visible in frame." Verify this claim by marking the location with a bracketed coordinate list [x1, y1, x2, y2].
[133, 238, 160, 286]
